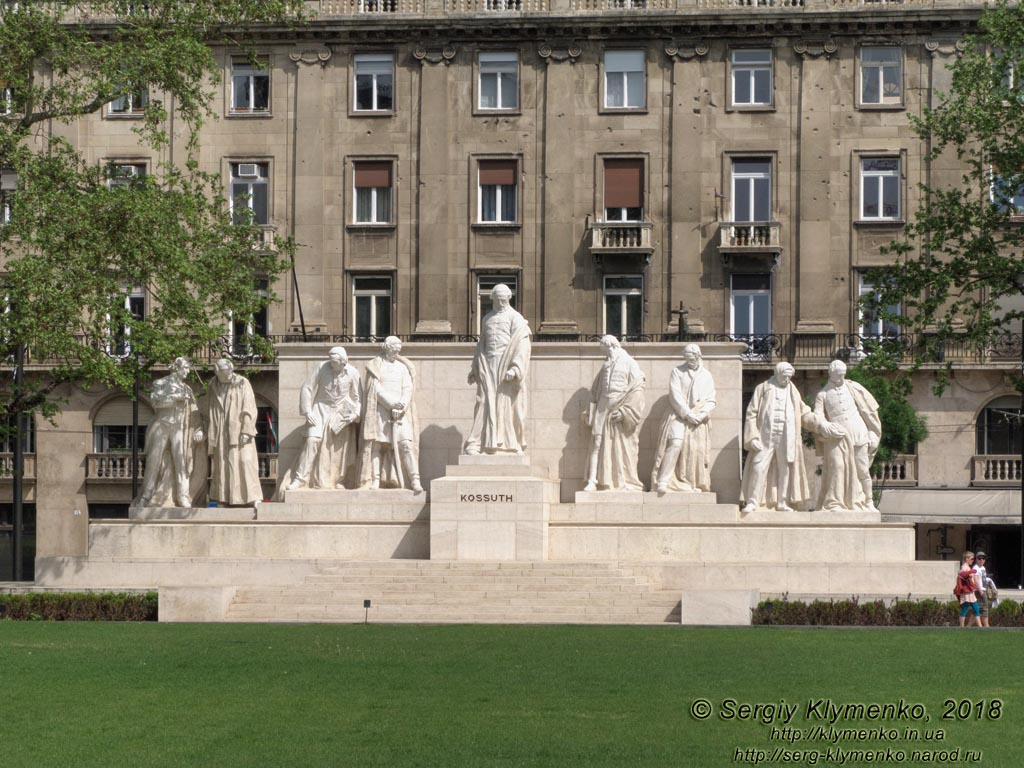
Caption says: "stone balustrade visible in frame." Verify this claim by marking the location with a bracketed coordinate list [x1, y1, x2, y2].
[588, 221, 654, 254]
[971, 454, 1021, 486]
[0, 453, 36, 479]
[718, 221, 781, 250]
[872, 454, 917, 487]
[86, 453, 279, 481]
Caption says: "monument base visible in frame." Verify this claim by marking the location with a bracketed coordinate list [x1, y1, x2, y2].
[430, 454, 559, 560]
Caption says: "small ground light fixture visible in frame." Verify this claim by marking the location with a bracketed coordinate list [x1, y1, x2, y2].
[363, 599, 371, 623]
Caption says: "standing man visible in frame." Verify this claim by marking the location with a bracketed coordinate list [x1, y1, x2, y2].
[974, 551, 991, 628]
[205, 358, 262, 506]
[464, 283, 531, 455]
[360, 336, 422, 492]
[740, 362, 813, 513]
[286, 346, 361, 490]
[651, 344, 716, 493]
[136, 357, 203, 508]
[814, 359, 882, 512]
[583, 336, 646, 491]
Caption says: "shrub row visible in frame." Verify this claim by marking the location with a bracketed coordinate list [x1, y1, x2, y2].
[0, 591, 158, 621]
[753, 597, 1024, 627]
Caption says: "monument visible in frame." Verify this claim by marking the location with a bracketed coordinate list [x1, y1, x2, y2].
[814, 359, 882, 513]
[205, 358, 262, 507]
[582, 336, 646, 492]
[651, 343, 716, 493]
[286, 346, 361, 490]
[740, 362, 814, 513]
[464, 283, 531, 456]
[359, 336, 422, 493]
[135, 356, 203, 508]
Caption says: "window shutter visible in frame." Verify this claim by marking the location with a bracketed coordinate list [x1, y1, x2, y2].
[94, 398, 155, 427]
[604, 159, 643, 209]
[479, 159, 516, 186]
[354, 161, 392, 188]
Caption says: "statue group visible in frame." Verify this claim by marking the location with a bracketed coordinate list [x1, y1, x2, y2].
[136, 285, 882, 513]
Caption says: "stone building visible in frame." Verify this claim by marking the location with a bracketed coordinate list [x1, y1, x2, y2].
[3, 0, 1020, 586]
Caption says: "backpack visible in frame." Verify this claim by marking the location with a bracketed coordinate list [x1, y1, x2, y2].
[954, 570, 973, 598]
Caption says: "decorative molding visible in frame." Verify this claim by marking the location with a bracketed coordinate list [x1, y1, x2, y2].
[413, 45, 457, 65]
[537, 42, 582, 65]
[664, 42, 709, 62]
[288, 49, 332, 67]
[925, 40, 967, 59]
[793, 40, 838, 59]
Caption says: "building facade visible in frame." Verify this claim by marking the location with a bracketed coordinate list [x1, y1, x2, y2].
[3, 0, 1021, 584]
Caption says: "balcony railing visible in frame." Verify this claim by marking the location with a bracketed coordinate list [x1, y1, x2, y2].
[446, 0, 549, 10]
[589, 221, 654, 254]
[872, 454, 917, 487]
[86, 453, 279, 481]
[971, 455, 1021, 487]
[0, 453, 36, 480]
[718, 222, 782, 251]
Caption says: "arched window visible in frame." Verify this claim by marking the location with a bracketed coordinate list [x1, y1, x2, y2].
[93, 397, 154, 452]
[976, 396, 1023, 455]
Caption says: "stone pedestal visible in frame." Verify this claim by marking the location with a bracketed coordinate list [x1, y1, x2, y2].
[430, 454, 559, 561]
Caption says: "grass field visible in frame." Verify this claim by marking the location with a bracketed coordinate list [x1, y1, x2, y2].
[2, 623, 1020, 767]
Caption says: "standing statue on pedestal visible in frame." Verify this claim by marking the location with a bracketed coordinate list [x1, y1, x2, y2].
[652, 344, 716, 493]
[136, 357, 203, 508]
[740, 362, 813, 513]
[286, 346, 361, 490]
[205, 358, 262, 506]
[359, 336, 422, 492]
[814, 360, 882, 512]
[583, 336, 646, 491]
[464, 283, 531, 455]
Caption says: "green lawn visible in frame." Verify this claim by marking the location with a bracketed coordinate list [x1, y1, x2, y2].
[2, 624, 1019, 767]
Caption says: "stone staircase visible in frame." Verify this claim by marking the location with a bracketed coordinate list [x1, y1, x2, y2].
[224, 561, 682, 624]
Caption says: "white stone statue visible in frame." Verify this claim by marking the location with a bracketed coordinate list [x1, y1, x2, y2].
[740, 362, 814, 513]
[136, 356, 204, 508]
[583, 335, 646, 491]
[464, 283, 532, 455]
[286, 346, 361, 490]
[205, 358, 262, 506]
[359, 336, 422, 492]
[813, 359, 882, 512]
[651, 343, 716, 493]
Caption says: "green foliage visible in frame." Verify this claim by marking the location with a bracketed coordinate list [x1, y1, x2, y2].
[0, 1, 306, 424]
[864, 2, 1024, 391]
[752, 597, 963, 626]
[0, 591, 158, 621]
[845, 364, 929, 465]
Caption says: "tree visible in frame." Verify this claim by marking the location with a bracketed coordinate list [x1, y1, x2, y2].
[0, 0, 307, 421]
[865, 1, 1024, 391]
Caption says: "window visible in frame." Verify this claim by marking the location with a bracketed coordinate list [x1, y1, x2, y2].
[92, 398, 153, 453]
[353, 161, 393, 224]
[231, 278, 269, 356]
[730, 274, 771, 338]
[231, 58, 269, 114]
[107, 163, 146, 189]
[354, 54, 394, 112]
[860, 47, 901, 105]
[858, 277, 900, 338]
[255, 406, 278, 455]
[108, 289, 146, 358]
[731, 50, 772, 107]
[860, 158, 900, 220]
[603, 275, 643, 338]
[230, 162, 269, 226]
[731, 159, 771, 222]
[476, 274, 518, 333]
[1, 85, 11, 115]
[604, 158, 644, 221]
[0, 413, 35, 454]
[479, 52, 519, 111]
[353, 275, 392, 338]
[109, 86, 148, 116]
[992, 172, 1024, 216]
[977, 396, 1024, 455]
[1, 168, 15, 225]
[604, 50, 645, 110]
[478, 160, 517, 223]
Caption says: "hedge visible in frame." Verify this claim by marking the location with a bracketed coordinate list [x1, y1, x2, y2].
[0, 592, 158, 621]
[753, 597, 1024, 627]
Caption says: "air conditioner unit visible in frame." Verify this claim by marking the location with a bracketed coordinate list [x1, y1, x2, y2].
[237, 163, 259, 178]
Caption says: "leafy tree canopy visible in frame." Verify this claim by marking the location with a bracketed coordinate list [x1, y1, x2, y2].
[866, 2, 1024, 389]
[0, 0, 307, 418]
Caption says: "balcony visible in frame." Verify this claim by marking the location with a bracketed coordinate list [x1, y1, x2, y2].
[0, 453, 36, 480]
[256, 225, 276, 251]
[86, 453, 279, 482]
[718, 222, 782, 253]
[588, 221, 654, 263]
[971, 455, 1021, 487]
[872, 454, 918, 487]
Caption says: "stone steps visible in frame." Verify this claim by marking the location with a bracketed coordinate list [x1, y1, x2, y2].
[224, 560, 681, 624]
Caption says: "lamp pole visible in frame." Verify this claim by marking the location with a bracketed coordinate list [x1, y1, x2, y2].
[1019, 329, 1023, 589]
[12, 342, 24, 582]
